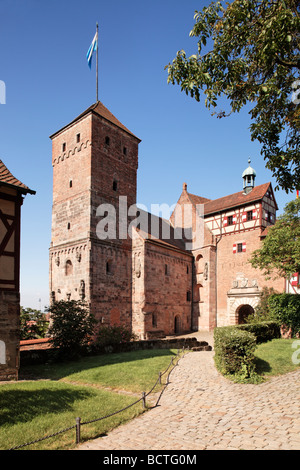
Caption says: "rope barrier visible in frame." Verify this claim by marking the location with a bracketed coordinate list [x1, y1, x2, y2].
[8, 346, 189, 450]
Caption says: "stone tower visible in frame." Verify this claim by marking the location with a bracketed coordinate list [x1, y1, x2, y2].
[49, 101, 141, 328]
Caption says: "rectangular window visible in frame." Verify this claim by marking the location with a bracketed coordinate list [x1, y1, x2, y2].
[234, 242, 246, 253]
[228, 216, 233, 225]
[186, 291, 191, 301]
[247, 210, 253, 221]
[62, 142, 66, 152]
[76, 133, 80, 143]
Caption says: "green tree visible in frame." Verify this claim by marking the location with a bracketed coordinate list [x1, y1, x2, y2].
[250, 198, 300, 279]
[166, 0, 300, 192]
[20, 307, 49, 340]
[46, 300, 97, 359]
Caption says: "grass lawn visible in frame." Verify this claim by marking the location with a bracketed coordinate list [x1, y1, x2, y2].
[0, 348, 178, 451]
[254, 338, 300, 377]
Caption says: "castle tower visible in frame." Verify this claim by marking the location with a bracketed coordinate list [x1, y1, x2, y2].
[49, 101, 141, 328]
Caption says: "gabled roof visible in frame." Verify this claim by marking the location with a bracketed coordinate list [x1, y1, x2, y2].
[202, 182, 277, 215]
[50, 101, 141, 142]
[0, 159, 35, 195]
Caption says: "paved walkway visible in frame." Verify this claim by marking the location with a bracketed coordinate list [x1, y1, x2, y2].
[77, 332, 300, 450]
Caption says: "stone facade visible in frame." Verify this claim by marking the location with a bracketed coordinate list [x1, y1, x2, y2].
[49, 102, 287, 340]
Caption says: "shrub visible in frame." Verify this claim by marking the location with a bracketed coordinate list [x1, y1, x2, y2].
[268, 293, 300, 337]
[247, 287, 279, 323]
[94, 325, 137, 350]
[214, 326, 257, 379]
[235, 321, 281, 344]
[46, 300, 97, 359]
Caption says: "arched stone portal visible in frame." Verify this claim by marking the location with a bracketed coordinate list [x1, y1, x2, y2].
[236, 304, 254, 324]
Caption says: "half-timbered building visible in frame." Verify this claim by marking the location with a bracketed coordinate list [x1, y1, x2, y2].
[0, 160, 35, 380]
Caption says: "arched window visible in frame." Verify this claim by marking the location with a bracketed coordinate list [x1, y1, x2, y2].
[65, 259, 73, 276]
[196, 254, 204, 273]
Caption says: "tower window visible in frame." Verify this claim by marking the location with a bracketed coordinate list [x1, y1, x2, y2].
[76, 133, 80, 143]
[237, 243, 243, 253]
[228, 215, 233, 225]
[106, 260, 113, 274]
[69, 180, 73, 188]
[67, 222, 71, 230]
[105, 136, 110, 145]
[186, 291, 191, 301]
[65, 260, 73, 276]
[113, 180, 118, 191]
[123, 146, 127, 155]
[62, 142, 66, 152]
[247, 210, 253, 221]
[165, 264, 169, 275]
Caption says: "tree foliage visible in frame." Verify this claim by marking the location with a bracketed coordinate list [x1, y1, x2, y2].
[250, 198, 300, 278]
[20, 307, 49, 340]
[46, 300, 97, 359]
[166, 0, 300, 192]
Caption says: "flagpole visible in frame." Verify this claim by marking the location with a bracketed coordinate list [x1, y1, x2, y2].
[96, 22, 99, 102]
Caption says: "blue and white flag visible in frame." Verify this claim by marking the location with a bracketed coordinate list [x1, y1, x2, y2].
[86, 30, 98, 68]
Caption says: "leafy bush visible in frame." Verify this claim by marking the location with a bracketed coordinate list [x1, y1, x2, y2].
[268, 293, 300, 337]
[94, 325, 137, 350]
[235, 321, 281, 344]
[247, 287, 279, 323]
[46, 300, 97, 359]
[214, 326, 257, 380]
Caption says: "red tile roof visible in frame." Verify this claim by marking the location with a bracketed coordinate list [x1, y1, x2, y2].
[50, 101, 141, 141]
[0, 159, 35, 195]
[187, 182, 274, 216]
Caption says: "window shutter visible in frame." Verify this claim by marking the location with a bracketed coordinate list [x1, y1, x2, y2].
[233, 215, 237, 224]
[242, 242, 246, 252]
[253, 209, 257, 219]
[291, 273, 299, 286]
[242, 212, 247, 222]
[223, 216, 228, 227]
[233, 243, 237, 253]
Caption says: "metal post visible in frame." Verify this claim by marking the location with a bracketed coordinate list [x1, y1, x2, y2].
[142, 392, 146, 409]
[76, 417, 81, 444]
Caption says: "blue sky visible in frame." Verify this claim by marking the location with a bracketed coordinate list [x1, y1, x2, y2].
[0, 0, 294, 310]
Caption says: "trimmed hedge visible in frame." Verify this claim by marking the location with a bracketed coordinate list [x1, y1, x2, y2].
[213, 321, 280, 380]
[235, 321, 281, 343]
[214, 326, 256, 378]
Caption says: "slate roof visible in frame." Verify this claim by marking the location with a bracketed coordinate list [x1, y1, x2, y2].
[0, 159, 35, 195]
[50, 101, 141, 141]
